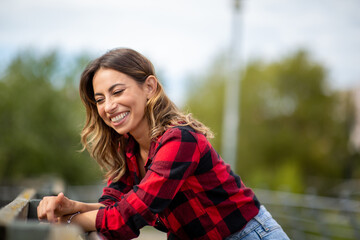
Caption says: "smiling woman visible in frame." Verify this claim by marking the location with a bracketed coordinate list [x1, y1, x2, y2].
[93, 69, 152, 137]
[37, 48, 289, 240]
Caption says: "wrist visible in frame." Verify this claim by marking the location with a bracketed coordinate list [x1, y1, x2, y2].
[67, 211, 81, 224]
[75, 202, 105, 213]
[72, 200, 85, 213]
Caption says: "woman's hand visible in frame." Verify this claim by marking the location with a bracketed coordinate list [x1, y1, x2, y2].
[37, 192, 75, 223]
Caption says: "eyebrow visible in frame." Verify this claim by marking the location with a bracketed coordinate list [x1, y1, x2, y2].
[94, 83, 125, 96]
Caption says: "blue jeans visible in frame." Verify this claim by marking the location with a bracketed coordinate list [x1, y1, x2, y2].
[225, 206, 290, 240]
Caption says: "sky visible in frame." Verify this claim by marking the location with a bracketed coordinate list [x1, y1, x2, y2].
[1, 0, 359, 106]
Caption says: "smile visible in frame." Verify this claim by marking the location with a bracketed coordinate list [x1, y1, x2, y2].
[111, 112, 129, 123]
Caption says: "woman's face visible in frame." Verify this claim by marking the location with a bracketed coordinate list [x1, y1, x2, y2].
[92, 68, 154, 137]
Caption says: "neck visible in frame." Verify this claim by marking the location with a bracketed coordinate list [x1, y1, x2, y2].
[131, 133, 150, 170]
[135, 135, 150, 154]
[130, 121, 151, 156]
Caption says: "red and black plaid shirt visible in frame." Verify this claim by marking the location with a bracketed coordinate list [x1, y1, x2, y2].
[96, 126, 260, 239]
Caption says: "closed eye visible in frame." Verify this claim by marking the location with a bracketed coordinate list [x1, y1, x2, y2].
[95, 98, 104, 104]
[113, 89, 124, 95]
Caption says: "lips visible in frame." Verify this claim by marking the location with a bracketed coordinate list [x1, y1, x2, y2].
[111, 112, 129, 123]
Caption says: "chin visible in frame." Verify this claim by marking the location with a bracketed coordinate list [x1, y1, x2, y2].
[112, 125, 130, 135]
[112, 128, 126, 135]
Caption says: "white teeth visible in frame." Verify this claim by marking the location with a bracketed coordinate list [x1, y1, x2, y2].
[111, 112, 129, 122]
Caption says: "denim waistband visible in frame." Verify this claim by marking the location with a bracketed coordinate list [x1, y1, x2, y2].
[253, 205, 273, 230]
[225, 205, 289, 240]
[237, 205, 273, 235]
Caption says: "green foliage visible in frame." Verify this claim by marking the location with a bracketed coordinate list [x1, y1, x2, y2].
[0, 50, 102, 184]
[185, 50, 358, 194]
[183, 54, 227, 151]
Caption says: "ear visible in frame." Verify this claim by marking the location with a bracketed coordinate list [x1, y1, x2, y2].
[144, 75, 158, 99]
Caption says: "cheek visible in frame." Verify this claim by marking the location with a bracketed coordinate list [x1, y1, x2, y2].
[96, 106, 106, 120]
[133, 99, 147, 115]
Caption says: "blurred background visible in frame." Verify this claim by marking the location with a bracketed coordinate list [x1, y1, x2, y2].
[1, 0, 359, 239]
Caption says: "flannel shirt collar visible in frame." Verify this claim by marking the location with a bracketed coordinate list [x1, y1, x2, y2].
[124, 134, 158, 175]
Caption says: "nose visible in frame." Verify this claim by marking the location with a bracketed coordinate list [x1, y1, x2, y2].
[104, 99, 117, 113]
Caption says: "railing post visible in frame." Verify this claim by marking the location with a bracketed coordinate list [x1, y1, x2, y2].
[0, 188, 36, 225]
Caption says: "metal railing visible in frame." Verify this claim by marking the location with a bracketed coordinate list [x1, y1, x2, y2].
[255, 188, 360, 240]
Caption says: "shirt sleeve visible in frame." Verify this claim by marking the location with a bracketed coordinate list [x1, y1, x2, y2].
[98, 174, 134, 206]
[96, 127, 202, 240]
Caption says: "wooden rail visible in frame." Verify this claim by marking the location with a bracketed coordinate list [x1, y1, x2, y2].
[0, 189, 36, 225]
[0, 182, 87, 240]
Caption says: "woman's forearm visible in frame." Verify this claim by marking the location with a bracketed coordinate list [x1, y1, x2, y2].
[38, 193, 104, 222]
[73, 201, 105, 213]
[71, 202, 104, 232]
[66, 210, 99, 232]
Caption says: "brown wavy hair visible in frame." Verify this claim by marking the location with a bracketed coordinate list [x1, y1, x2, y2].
[79, 48, 213, 181]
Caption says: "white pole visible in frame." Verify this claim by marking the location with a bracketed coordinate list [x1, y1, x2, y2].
[221, 0, 243, 170]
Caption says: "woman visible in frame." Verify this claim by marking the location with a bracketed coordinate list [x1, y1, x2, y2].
[37, 48, 289, 240]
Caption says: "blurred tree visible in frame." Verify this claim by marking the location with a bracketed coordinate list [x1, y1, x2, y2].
[0, 50, 101, 185]
[183, 55, 227, 150]
[185, 50, 358, 194]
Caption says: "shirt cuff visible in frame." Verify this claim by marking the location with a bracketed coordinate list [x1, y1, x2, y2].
[96, 207, 106, 232]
